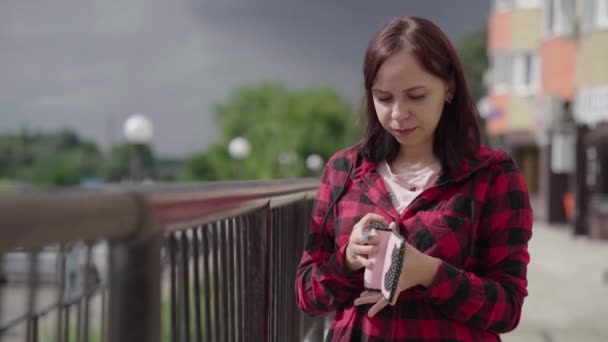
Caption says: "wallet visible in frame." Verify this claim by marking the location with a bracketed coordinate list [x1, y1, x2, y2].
[363, 221, 406, 305]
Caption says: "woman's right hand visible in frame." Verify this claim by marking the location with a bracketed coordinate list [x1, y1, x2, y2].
[345, 213, 389, 271]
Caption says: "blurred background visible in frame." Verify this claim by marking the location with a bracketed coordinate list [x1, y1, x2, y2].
[1, 0, 607, 341]
[0, 0, 491, 186]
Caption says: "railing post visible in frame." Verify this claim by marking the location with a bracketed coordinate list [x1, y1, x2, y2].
[107, 233, 162, 342]
[25, 250, 39, 342]
[248, 206, 269, 342]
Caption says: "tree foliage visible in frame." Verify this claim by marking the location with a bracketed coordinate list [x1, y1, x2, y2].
[183, 83, 359, 180]
[456, 26, 490, 144]
[457, 26, 488, 102]
[0, 129, 159, 188]
[0, 129, 103, 188]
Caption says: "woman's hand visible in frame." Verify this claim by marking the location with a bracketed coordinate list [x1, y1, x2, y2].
[354, 237, 441, 317]
[345, 213, 389, 271]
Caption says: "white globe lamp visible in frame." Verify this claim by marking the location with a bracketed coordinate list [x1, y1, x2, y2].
[228, 137, 251, 160]
[124, 114, 154, 145]
[306, 154, 324, 172]
[123, 114, 154, 181]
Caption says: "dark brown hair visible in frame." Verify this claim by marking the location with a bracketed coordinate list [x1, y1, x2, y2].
[357, 16, 481, 174]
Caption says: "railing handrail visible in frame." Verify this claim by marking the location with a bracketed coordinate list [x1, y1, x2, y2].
[0, 178, 319, 252]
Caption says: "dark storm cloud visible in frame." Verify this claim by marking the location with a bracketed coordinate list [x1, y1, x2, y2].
[0, 0, 489, 157]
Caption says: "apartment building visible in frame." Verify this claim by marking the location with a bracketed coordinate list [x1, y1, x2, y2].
[485, 0, 608, 236]
[574, 0, 608, 237]
[485, 0, 543, 197]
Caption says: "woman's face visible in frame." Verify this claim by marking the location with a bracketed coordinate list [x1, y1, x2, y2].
[371, 49, 451, 151]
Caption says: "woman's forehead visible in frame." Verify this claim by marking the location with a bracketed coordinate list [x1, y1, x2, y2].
[374, 51, 438, 89]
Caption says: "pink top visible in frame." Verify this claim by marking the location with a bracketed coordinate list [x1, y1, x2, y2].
[377, 159, 442, 214]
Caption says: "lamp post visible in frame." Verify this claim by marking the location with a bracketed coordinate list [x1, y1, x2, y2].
[228, 137, 251, 179]
[123, 114, 154, 182]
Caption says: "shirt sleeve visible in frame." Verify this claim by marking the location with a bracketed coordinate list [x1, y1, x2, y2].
[294, 156, 363, 317]
[424, 159, 533, 333]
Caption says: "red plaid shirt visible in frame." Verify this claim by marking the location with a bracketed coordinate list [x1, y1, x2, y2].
[295, 145, 533, 341]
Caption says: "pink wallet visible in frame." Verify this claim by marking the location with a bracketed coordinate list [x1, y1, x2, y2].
[363, 221, 406, 305]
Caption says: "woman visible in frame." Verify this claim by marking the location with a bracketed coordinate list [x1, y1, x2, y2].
[295, 16, 533, 341]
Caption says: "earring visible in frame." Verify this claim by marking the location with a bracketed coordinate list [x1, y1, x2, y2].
[445, 94, 453, 104]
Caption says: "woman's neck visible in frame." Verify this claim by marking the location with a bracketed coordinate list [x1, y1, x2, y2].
[391, 144, 437, 172]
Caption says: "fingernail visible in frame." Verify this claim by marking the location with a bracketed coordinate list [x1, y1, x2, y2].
[362, 227, 371, 239]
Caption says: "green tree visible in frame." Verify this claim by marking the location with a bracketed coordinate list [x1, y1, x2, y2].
[457, 26, 488, 102]
[0, 129, 103, 188]
[457, 26, 490, 144]
[183, 83, 359, 181]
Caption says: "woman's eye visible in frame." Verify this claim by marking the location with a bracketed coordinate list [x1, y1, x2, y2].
[409, 94, 426, 101]
[377, 97, 392, 103]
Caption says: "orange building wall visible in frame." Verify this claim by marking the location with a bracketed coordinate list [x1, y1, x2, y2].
[488, 12, 511, 52]
[540, 39, 576, 101]
[486, 11, 511, 137]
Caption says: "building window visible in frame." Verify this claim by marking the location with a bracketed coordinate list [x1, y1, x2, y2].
[598, 0, 608, 28]
[515, 0, 542, 8]
[582, 0, 608, 31]
[587, 147, 598, 189]
[545, 0, 576, 36]
[582, 0, 596, 31]
[574, 86, 608, 125]
[512, 52, 540, 95]
[494, 0, 514, 11]
[491, 52, 512, 94]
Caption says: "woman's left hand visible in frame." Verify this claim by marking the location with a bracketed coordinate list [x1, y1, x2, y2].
[354, 238, 442, 317]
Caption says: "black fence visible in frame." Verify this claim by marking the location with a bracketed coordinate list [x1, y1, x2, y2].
[0, 180, 325, 342]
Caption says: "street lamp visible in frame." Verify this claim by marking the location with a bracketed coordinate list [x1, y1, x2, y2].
[123, 114, 154, 181]
[306, 153, 324, 172]
[228, 137, 251, 160]
[228, 137, 251, 179]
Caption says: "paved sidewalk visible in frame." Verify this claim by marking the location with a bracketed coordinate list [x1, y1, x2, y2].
[502, 221, 608, 342]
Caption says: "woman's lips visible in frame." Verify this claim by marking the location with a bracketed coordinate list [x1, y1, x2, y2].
[393, 127, 417, 137]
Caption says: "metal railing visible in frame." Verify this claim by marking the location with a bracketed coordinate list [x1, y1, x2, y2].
[0, 179, 324, 342]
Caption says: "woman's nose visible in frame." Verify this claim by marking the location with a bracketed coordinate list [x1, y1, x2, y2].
[391, 101, 411, 120]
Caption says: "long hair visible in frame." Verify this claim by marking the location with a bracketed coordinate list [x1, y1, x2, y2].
[357, 16, 481, 174]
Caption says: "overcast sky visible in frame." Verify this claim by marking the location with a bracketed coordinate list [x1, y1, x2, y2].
[0, 0, 489, 157]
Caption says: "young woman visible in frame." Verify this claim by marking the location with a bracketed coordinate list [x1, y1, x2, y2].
[295, 16, 533, 341]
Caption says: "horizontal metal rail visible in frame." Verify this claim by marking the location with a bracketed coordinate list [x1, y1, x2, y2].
[0, 179, 322, 342]
[0, 179, 318, 252]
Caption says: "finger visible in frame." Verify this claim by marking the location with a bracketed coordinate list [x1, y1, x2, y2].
[350, 244, 377, 256]
[361, 213, 389, 227]
[368, 298, 389, 318]
[353, 233, 379, 245]
[358, 290, 377, 298]
[355, 255, 371, 268]
[365, 234, 379, 244]
[362, 226, 371, 239]
[354, 293, 383, 306]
